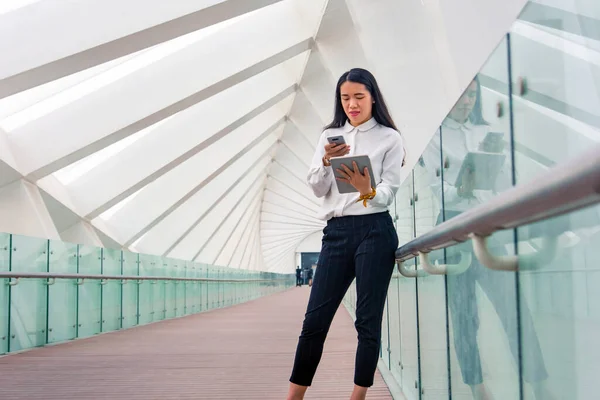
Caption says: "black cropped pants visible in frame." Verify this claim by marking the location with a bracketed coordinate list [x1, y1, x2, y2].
[289, 212, 398, 388]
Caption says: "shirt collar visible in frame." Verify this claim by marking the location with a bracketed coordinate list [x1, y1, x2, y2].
[343, 117, 378, 133]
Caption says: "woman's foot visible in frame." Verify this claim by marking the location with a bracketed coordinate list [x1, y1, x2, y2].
[470, 383, 495, 400]
[350, 384, 368, 400]
[286, 383, 308, 400]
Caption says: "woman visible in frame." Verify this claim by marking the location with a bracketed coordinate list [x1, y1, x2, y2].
[422, 77, 553, 400]
[286, 68, 404, 400]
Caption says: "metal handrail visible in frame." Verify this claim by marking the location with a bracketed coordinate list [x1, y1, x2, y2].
[0, 271, 289, 283]
[396, 144, 600, 263]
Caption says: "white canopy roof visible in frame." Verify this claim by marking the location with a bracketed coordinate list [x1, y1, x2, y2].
[0, 0, 527, 272]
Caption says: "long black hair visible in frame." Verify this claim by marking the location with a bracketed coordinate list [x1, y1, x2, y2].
[324, 68, 399, 131]
[467, 75, 488, 126]
[324, 68, 405, 165]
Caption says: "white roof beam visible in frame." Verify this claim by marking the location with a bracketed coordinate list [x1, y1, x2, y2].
[193, 179, 265, 262]
[264, 188, 320, 214]
[0, 0, 286, 99]
[241, 219, 261, 269]
[262, 200, 322, 222]
[261, 210, 323, 226]
[286, 119, 316, 153]
[262, 230, 318, 242]
[85, 86, 295, 219]
[267, 175, 320, 206]
[261, 207, 323, 226]
[161, 150, 276, 256]
[262, 232, 313, 252]
[25, 38, 310, 180]
[121, 118, 284, 247]
[273, 159, 309, 187]
[225, 201, 262, 267]
[260, 217, 323, 230]
[264, 235, 312, 267]
[278, 140, 311, 168]
[211, 190, 265, 265]
[262, 227, 317, 239]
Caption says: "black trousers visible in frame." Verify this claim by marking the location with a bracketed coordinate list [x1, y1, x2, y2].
[442, 211, 548, 385]
[289, 212, 398, 388]
[296, 276, 302, 286]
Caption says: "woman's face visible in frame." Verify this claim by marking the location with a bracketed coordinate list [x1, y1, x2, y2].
[449, 80, 478, 124]
[340, 81, 373, 126]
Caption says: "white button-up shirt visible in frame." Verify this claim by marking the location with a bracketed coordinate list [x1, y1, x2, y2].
[307, 118, 405, 221]
[422, 117, 512, 212]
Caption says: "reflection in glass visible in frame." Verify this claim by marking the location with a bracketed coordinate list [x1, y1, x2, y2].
[421, 70, 551, 399]
[510, 3, 600, 398]
[413, 133, 450, 399]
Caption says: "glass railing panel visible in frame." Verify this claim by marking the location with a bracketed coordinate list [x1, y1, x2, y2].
[387, 179, 413, 387]
[213, 267, 219, 309]
[381, 296, 390, 368]
[226, 268, 233, 305]
[121, 250, 139, 329]
[181, 262, 190, 315]
[203, 264, 210, 310]
[197, 263, 205, 312]
[217, 268, 224, 308]
[516, 206, 600, 400]
[101, 248, 122, 332]
[164, 258, 176, 319]
[151, 256, 165, 321]
[441, 35, 520, 399]
[77, 244, 102, 338]
[221, 267, 228, 307]
[195, 264, 203, 313]
[395, 172, 421, 400]
[0, 232, 10, 354]
[414, 130, 449, 400]
[186, 263, 194, 314]
[510, 4, 600, 398]
[386, 268, 401, 383]
[175, 260, 186, 317]
[510, 1, 600, 183]
[138, 253, 154, 325]
[9, 235, 48, 352]
[0, 232, 293, 356]
[48, 239, 77, 344]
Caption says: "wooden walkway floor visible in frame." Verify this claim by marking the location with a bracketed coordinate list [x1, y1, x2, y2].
[0, 287, 392, 399]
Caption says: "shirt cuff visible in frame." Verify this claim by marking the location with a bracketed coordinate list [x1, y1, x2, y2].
[320, 164, 333, 177]
[368, 187, 387, 208]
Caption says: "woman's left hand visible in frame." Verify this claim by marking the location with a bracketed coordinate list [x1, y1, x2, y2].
[336, 162, 373, 196]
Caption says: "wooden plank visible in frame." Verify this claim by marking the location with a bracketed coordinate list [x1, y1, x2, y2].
[0, 288, 392, 399]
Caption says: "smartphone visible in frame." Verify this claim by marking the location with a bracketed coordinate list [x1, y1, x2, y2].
[327, 135, 346, 146]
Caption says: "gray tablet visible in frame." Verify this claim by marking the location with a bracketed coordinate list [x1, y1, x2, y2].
[330, 154, 377, 194]
[454, 151, 506, 191]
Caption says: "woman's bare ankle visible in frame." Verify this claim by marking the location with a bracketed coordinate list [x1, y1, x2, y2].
[350, 384, 368, 400]
[287, 382, 308, 400]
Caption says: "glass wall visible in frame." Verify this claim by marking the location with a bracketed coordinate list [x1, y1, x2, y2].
[0, 233, 294, 355]
[344, 2, 600, 399]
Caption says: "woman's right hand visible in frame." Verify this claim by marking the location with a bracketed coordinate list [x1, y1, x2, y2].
[322, 143, 350, 166]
